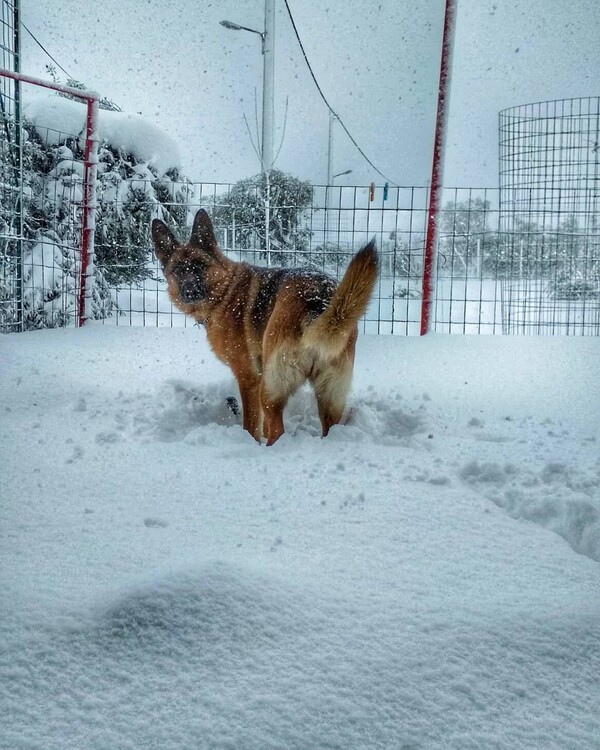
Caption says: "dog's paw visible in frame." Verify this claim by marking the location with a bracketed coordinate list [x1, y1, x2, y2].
[226, 396, 240, 416]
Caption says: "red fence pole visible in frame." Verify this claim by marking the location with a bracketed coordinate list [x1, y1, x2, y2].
[0, 68, 100, 101]
[78, 97, 99, 326]
[420, 0, 457, 335]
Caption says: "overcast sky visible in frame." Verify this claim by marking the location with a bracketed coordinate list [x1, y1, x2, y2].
[22, 0, 600, 188]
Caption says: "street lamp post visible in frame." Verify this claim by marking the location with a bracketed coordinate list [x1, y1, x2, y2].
[220, 0, 274, 173]
[326, 110, 339, 187]
[262, 0, 275, 175]
[221, 0, 275, 264]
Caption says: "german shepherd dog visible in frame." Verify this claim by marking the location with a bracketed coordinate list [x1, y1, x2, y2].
[151, 210, 378, 445]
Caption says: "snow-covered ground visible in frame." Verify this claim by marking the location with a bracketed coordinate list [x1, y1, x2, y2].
[1, 326, 599, 750]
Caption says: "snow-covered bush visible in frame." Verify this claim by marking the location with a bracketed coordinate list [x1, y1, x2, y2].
[548, 274, 599, 300]
[0, 78, 192, 330]
[94, 155, 192, 285]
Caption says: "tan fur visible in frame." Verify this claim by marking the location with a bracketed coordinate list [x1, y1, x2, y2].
[152, 209, 378, 445]
[302, 244, 379, 358]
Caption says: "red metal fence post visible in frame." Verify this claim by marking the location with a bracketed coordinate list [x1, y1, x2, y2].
[420, 0, 457, 335]
[78, 96, 99, 326]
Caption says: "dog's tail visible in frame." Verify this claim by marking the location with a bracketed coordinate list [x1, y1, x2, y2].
[303, 239, 378, 358]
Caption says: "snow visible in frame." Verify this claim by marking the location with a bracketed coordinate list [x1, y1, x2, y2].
[23, 238, 77, 319]
[1, 326, 599, 749]
[24, 93, 181, 174]
[24, 239, 65, 298]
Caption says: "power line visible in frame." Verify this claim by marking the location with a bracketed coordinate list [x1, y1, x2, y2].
[22, 6, 398, 185]
[21, 22, 73, 80]
[282, 0, 400, 186]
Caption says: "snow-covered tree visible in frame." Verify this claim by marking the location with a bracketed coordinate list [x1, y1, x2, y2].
[208, 170, 312, 266]
[0, 78, 191, 330]
[94, 152, 192, 285]
[440, 198, 500, 275]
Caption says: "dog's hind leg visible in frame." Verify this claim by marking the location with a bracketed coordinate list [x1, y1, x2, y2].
[311, 359, 353, 438]
[233, 368, 262, 442]
[260, 385, 286, 446]
[260, 352, 305, 446]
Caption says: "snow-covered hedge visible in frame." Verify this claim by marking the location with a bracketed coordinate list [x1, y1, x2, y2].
[24, 93, 181, 175]
[1, 89, 192, 330]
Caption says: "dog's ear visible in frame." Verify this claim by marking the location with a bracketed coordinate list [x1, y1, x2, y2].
[190, 209, 218, 252]
[152, 219, 178, 266]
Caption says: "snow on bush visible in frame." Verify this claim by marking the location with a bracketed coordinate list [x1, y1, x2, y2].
[24, 93, 181, 174]
[1, 88, 192, 330]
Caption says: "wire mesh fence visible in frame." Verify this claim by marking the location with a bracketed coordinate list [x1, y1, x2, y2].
[2, 172, 600, 335]
[0, 0, 18, 74]
[1, 81, 599, 336]
[1, 120, 85, 331]
[76, 180, 600, 335]
[108, 181, 430, 335]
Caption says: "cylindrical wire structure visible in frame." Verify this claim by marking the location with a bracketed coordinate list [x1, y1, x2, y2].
[499, 97, 600, 334]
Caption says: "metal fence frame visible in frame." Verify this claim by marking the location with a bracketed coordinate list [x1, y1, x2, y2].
[1, 83, 599, 335]
[0, 68, 98, 329]
[2, 172, 599, 335]
[97, 181, 600, 336]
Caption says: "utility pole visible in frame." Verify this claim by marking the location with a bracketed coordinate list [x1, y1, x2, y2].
[327, 109, 335, 186]
[220, 0, 275, 173]
[220, 0, 275, 263]
[325, 111, 334, 242]
[261, 0, 275, 174]
[262, 0, 275, 264]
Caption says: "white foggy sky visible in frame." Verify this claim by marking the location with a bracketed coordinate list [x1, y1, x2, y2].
[22, 0, 600, 187]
